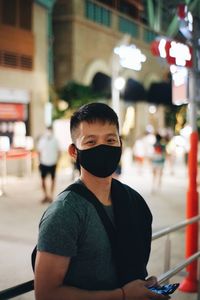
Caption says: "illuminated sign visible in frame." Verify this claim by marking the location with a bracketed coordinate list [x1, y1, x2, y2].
[171, 66, 188, 105]
[114, 44, 146, 71]
[151, 38, 192, 68]
[0, 103, 27, 120]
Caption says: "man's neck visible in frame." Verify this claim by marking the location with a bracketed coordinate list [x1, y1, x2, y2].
[80, 172, 112, 206]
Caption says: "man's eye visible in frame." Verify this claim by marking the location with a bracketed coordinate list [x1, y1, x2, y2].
[107, 138, 117, 143]
[86, 140, 95, 145]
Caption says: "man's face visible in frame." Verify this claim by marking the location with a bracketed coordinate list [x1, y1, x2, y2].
[74, 121, 120, 150]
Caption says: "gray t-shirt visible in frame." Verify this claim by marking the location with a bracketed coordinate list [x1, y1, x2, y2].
[37, 188, 118, 290]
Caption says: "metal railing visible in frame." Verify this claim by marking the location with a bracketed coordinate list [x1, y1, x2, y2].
[0, 215, 199, 299]
[152, 215, 200, 274]
[0, 280, 34, 300]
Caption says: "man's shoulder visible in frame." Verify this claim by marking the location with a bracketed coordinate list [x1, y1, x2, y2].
[40, 189, 94, 227]
[55, 187, 95, 214]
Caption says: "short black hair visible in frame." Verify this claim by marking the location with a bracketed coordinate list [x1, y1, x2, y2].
[70, 102, 119, 142]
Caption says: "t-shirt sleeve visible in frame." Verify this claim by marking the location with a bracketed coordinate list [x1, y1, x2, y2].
[37, 195, 80, 257]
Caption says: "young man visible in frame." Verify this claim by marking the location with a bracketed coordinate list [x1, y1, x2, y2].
[37, 126, 60, 203]
[34, 103, 169, 300]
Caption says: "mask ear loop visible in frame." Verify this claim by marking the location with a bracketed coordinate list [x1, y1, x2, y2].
[71, 143, 81, 172]
[119, 135, 123, 149]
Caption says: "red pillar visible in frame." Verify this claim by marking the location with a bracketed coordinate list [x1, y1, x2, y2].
[179, 131, 199, 292]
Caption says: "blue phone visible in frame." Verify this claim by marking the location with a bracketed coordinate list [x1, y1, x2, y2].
[149, 283, 179, 295]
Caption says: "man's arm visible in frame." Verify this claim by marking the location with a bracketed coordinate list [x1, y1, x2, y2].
[34, 251, 169, 300]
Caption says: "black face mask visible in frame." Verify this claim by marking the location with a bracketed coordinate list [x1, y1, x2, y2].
[76, 144, 122, 178]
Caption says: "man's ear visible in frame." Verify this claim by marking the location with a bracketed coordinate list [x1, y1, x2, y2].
[119, 136, 123, 147]
[68, 144, 77, 160]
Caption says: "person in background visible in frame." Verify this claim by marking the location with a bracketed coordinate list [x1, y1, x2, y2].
[37, 126, 60, 203]
[132, 134, 146, 174]
[151, 133, 166, 193]
[34, 103, 169, 300]
[165, 134, 176, 175]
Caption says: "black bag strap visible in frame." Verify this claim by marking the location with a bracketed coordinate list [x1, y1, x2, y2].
[32, 182, 117, 271]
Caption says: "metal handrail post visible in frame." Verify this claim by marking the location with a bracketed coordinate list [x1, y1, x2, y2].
[0, 151, 7, 196]
[163, 234, 171, 278]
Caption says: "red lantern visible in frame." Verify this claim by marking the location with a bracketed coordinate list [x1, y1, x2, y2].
[177, 3, 187, 20]
[150, 40, 160, 56]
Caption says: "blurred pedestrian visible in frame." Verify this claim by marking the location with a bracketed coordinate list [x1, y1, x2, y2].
[37, 126, 60, 203]
[151, 133, 166, 193]
[166, 135, 176, 175]
[132, 135, 145, 174]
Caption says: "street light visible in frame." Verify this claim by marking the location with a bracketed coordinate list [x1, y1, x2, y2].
[114, 77, 126, 90]
[111, 36, 147, 128]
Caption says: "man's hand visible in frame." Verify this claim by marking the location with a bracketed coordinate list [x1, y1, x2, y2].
[122, 278, 170, 300]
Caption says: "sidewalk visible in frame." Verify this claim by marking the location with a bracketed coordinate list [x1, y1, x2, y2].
[0, 148, 199, 299]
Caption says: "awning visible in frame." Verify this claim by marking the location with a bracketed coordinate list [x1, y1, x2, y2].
[147, 81, 172, 105]
[123, 78, 147, 102]
[91, 72, 111, 97]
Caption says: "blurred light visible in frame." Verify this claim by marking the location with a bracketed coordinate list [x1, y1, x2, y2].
[0, 136, 10, 152]
[25, 136, 34, 150]
[13, 136, 26, 148]
[169, 42, 191, 67]
[187, 11, 193, 24]
[58, 100, 68, 111]
[180, 125, 192, 138]
[114, 44, 146, 71]
[14, 122, 26, 136]
[0, 122, 7, 133]
[172, 66, 188, 105]
[174, 135, 186, 147]
[146, 124, 154, 133]
[158, 39, 167, 58]
[149, 105, 157, 114]
[173, 67, 188, 86]
[45, 102, 52, 127]
[114, 77, 126, 90]
[170, 65, 177, 74]
[122, 106, 135, 135]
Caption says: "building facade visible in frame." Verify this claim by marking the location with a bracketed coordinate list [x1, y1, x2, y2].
[52, 0, 168, 140]
[0, 0, 52, 146]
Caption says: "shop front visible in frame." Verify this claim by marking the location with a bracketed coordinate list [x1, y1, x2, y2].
[0, 88, 30, 147]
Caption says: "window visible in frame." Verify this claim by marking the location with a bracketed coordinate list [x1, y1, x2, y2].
[119, 16, 139, 38]
[0, 0, 32, 31]
[19, 0, 32, 30]
[20, 55, 33, 69]
[3, 51, 18, 67]
[0, 50, 33, 70]
[2, 0, 17, 26]
[85, 0, 111, 27]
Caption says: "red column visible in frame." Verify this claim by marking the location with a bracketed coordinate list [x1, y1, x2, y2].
[179, 131, 199, 292]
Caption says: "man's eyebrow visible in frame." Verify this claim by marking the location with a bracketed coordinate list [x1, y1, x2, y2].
[106, 133, 118, 137]
[82, 135, 96, 140]
[82, 133, 118, 140]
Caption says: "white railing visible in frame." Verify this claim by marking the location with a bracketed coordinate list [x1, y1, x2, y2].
[152, 215, 200, 299]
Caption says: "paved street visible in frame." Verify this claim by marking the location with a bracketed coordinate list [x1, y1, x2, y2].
[0, 148, 199, 299]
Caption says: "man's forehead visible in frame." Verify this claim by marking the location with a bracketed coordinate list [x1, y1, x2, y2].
[75, 120, 118, 137]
